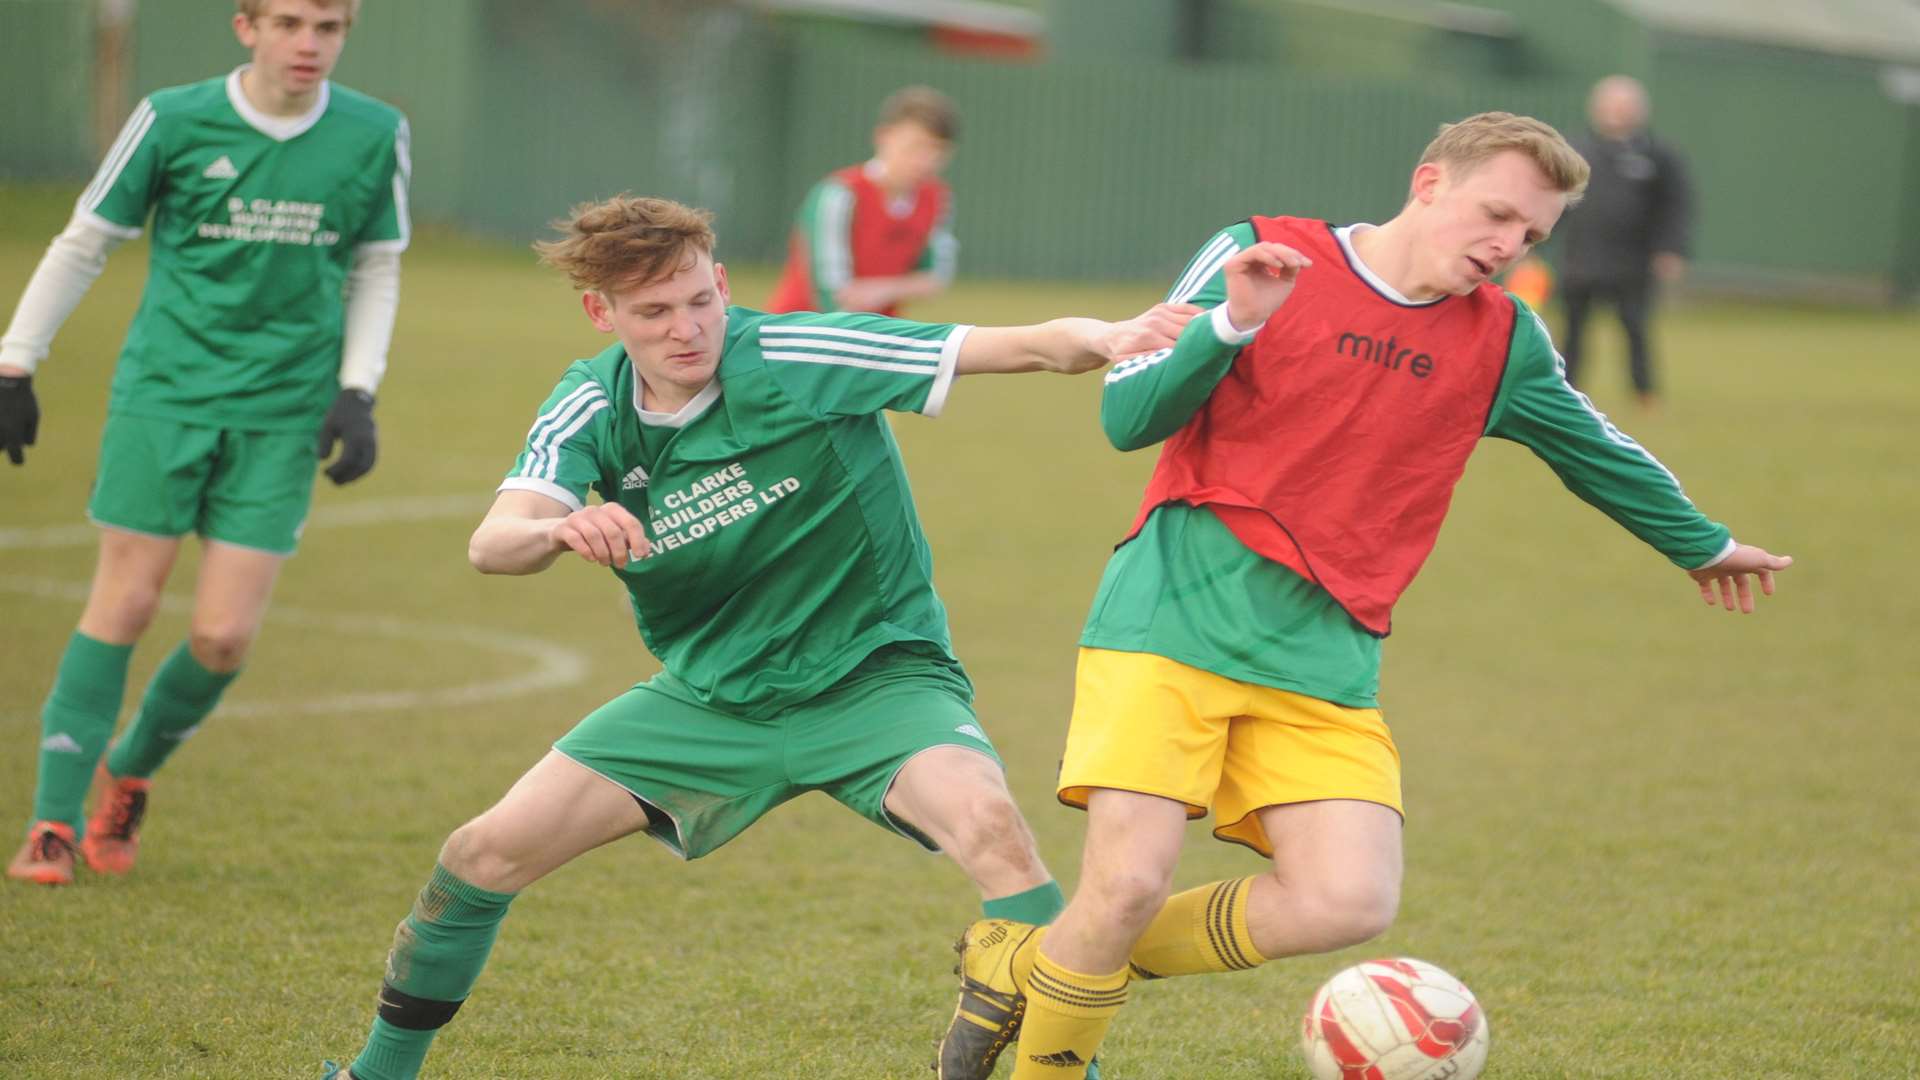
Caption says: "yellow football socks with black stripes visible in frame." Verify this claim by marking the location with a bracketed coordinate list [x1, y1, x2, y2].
[1007, 950, 1129, 1079]
[1126, 877, 1268, 980]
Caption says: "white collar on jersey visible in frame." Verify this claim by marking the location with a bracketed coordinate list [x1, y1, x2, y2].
[863, 158, 919, 219]
[630, 311, 728, 427]
[226, 65, 330, 142]
[631, 368, 722, 428]
[1335, 224, 1444, 308]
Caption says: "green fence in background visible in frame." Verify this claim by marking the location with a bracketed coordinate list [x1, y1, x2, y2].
[2, 0, 1914, 295]
[778, 39, 1588, 282]
[1, 0, 94, 180]
[1651, 33, 1914, 288]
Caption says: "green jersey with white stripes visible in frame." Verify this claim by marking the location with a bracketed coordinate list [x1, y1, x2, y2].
[500, 306, 970, 716]
[81, 69, 410, 432]
[1085, 222, 1731, 707]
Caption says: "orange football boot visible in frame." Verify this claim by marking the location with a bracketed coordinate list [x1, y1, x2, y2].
[81, 762, 150, 875]
[6, 821, 78, 885]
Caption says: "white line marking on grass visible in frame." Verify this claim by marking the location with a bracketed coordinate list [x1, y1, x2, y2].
[0, 494, 593, 718]
[0, 575, 591, 718]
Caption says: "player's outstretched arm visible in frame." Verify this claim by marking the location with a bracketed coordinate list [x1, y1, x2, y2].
[835, 272, 945, 313]
[1687, 543, 1793, 614]
[469, 490, 651, 575]
[956, 302, 1203, 376]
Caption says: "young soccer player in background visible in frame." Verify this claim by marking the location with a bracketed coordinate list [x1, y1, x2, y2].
[767, 85, 958, 315]
[322, 194, 1189, 1080]
[937, 112, 1792, 1080]
[2, 0, 409, 886]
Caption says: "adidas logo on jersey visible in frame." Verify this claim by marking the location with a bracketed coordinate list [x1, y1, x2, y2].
[40, 733, 84, 754]
[1028, 1049, 1087, 1067]
[621, 467, 649, 491]
[954, 723, 988, 743]
[203, 155, 239, 180]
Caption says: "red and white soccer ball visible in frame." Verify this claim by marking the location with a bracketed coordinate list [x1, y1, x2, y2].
[1299, 958, 1489, 1080]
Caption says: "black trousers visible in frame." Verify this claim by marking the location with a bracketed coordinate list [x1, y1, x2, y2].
[1560, 278, 1656, 395]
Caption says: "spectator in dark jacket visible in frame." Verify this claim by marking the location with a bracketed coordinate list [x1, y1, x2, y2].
[1557, 75, 1693, 407]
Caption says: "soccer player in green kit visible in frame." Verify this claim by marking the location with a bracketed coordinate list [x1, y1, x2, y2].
[321, 194, 1193, 1080]
[2, 0, 409, 886]
[937, 113, 1795, 1080]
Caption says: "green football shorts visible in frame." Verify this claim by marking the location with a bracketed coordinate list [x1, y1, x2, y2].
[89, 412, 318, 556]
[554, 646, 1002, 860]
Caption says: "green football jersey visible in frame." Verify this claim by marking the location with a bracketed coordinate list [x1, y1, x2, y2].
[80, 68, 410, 432]
[1086, 222, 1732, 708]
[500, 306, 970, 716]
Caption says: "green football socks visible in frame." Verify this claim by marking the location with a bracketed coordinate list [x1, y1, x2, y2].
[107, 642, 238, 780]
[32, 632, 133, 831]
[983, 879, 1066, 924]
[351, 864, 517, 1080]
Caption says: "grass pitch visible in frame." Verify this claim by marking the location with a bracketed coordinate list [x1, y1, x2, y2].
[1, 187, 1916, 1078]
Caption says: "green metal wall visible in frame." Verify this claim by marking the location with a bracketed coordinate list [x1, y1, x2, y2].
[7, 0, 1915, 293]
[454, 2, 788, 251]
[777, 39, 1586, 281]
[0, 0, 95, 180]
[1650, 33, 1911, 285]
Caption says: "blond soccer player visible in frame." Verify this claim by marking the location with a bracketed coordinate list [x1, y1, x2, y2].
[937, 113, 1791, 1080]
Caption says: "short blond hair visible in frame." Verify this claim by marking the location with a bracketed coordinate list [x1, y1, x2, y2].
[1419, 111, 1589, 201]
[878, 86, 959, 142]
[237, 0, 360, 23]
[534, 194, 717, 294]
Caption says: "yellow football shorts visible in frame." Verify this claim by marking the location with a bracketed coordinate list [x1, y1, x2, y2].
[1057, 647, 1403, 855]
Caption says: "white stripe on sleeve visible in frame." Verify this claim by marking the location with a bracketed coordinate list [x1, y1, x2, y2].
[759, 324, 946, 349]
[1104, 347, 1174, 385]
[79, 99, 156, 216]
[761, 352, 937, 376]
[1531, 310, 1692, 497]
[815, 183, 854, 293]
[535, 397, 609, 482]
[518, 383, 608, 481]
[760, 337, 945, 364]
[1167, 232, 1236, 304]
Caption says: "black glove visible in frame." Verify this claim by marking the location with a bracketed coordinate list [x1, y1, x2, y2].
[0, 374, 39, 466]
[317, 387, 377, 484]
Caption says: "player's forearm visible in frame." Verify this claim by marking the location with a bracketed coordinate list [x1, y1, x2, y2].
[0, 217, 124, 373]
[1496, 378, 1730, 567]
[862, 272, 946, 305]
[339, 248, 402, 393]
[1101, 306, 1252, 451]
[956, 318, 1107, 375]
[468, 515, 566, 575]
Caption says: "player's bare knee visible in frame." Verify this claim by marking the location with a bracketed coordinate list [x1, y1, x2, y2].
[952, 791, 1036, 863]
[188, 625, 256, 672]
[1087, 863, 1175, 933]
[438, 819, 524, 892]
[83, 584, 164, 641]
[1300, 878, 1399, 947]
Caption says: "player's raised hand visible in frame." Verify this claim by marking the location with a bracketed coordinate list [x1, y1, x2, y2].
[1095, 302, 1206, 366]
[1687, 543, 1793, 614]
[317, 388, 378, 484]
[1223, 242, 1312, 333]
[553, 502, 652, 567]
[0, 372, 38, 466]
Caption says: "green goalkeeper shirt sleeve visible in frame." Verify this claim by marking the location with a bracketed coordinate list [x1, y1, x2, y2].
[1100, 223, 1259, 451]
[1485, 298, 1734, 569]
